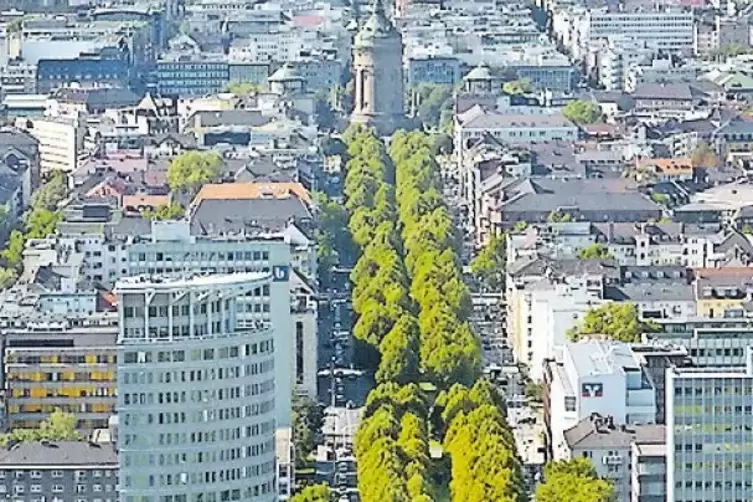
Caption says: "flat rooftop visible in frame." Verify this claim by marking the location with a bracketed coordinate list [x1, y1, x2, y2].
[115, 271, 271, 292]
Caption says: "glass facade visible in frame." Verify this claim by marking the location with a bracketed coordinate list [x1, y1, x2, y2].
[666, 358, 753, 502]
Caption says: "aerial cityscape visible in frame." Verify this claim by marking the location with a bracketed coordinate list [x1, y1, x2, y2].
[0, 0, 752, 500]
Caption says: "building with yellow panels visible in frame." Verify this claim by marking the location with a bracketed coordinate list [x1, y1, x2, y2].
[693, 268, 753, 318]
[1, 313, 118, 430]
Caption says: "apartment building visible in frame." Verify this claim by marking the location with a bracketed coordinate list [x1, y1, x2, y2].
[506, 257, 618, 376]
[507, 257, 698, 378]
[455, 107, 578, 158]
[0, 313, 118, 430]
[116, 273, 279, 502]
[14, 116, 85, 172]
[0, 439, 118, 501]
[507, 222, 719, 268]
[693, 268, 753, 318]
[516, 275, 606, 380]
[630, 435, 667, 502]
[563, 414, 665, 502]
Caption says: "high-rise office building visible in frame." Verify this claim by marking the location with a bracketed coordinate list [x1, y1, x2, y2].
[666, 347, 753, 502]
[125, 220, 312, 424]
[116, 273, 278, 502]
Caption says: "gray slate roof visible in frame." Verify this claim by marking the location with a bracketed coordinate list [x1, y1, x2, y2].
[499, 192, 660, 214]
[192, 110, 271, 128]
[608, 282, 695, 302]
[0, 441, 118, 467]
[462, 112, 575, 130]
[564, 414, 665, 449]
[110, 216, 153, 239]
[507, 256, 620, 278]
[632, 83, 706, 101]
[0, 129, 38, 156]
[190, 197, 311, 235]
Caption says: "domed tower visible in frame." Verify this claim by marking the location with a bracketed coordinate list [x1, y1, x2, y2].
[268, 63, 305, 95]
[463, 63, 493, 94]
[350, 0, 405, 136]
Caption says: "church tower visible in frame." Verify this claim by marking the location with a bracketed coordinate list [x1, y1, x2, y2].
[350, 0, 405, 136]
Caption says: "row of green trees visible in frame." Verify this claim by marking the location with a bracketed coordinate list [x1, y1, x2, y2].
[355, 384, 434, 501]
[389, 132, 528, 500]
[0, 171, 68, 287]
[342, 128, 436, 501]
[437, 380, 526, 501]
[314, 192, 351, 288]
[339, 128, 616, 502]
[390, 131, 480, 388]
[343, 127, 418, 381]
[469, 233, 506, 290]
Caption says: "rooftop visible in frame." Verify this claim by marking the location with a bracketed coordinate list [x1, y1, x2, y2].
[566, 339, 642, 377]
[115, 271, 270, 293]
[564, 413, 665, 449]
[192, 182, 311, 206]
[0, 441, 117, 467]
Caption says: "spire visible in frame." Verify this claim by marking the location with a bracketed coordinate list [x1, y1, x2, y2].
[372, 0, 389, 25]
[355, 0, 396, 45]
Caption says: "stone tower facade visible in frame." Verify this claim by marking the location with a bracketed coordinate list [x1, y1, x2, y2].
[350, 0, 405, 136]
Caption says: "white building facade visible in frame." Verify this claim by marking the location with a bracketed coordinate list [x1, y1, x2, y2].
[116, 273, 278, 502]
[582, 10, 694, 55]
[547, 340, 657, 460]
[15, 116, 84, 172]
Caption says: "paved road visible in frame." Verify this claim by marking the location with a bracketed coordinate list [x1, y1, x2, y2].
[317, 296, 373, 408]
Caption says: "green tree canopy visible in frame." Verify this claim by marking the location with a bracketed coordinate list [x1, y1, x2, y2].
[1, 230, 25, 271]
[576, 243, 613, 260]
[167, 151, 223, 193]
[32, 170, 68, 210]
[413, 84, 453, 128]
[470, 233, 506, 290]
[535, 458, 614, 502]
[562, 100, 602, 124]
[225, 81, 263, 94]
[708, 43, 749, 60]
[24, 208, 62, 239]
[141, 203, 184, 221]
[292, 395, 324, 466]
[502, 78, 532, 96]
[442, 383, 525, 502]
[547, 210, 572, 223]
[567, 302, 659, 343]
[0, 410, 80, 445]
[290, 484, 331, 502]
